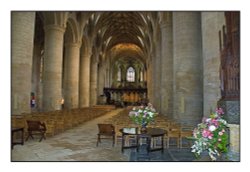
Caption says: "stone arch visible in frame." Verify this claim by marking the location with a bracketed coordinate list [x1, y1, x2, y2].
[81, 34, 91, 57]
[65, 17, 81, 44]
[43, 12, 68, 28]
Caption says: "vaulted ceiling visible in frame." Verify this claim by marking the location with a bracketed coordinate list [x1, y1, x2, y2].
[84, 12, 158, 64]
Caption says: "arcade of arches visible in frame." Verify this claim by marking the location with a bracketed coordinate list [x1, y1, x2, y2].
[11, 11, 240, 160]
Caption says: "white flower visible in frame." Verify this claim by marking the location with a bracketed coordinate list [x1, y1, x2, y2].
[208, 125, 216, 131]
[206, 118, 211, 122]
[148, 112, 154, 117]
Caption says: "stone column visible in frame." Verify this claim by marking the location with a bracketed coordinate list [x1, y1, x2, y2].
[201, 12, 225, 116]
[43, 25, 65, 111]
[153, 29, 162, 112]
[147, 58, 153, 103]
[97, 64, 105, 96]
[135, 66, 140, 87]
[90, 58, 98, 106]
[160, 12, 173, 117]
[79, 50, 90, 107]
[173, 12, 203, 125]
[32, 44, 42, 111]
[11, 12, 35, 115]
[64, 42, 80, 109]
[105, 68, 108, 87]
[144, 69, 147, 88]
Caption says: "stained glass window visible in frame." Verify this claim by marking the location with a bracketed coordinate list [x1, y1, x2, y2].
[127, 67, 135, 82]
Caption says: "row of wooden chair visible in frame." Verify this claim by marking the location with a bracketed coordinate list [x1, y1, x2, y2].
[12, 106, 115, 141]
[102, 109, 194, 148]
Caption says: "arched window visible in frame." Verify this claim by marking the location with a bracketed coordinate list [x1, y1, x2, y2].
[117, 67, 121, 81]
[127, 67, 135, 82]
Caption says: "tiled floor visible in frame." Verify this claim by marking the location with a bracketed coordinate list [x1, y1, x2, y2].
[11, 108, 197, 162]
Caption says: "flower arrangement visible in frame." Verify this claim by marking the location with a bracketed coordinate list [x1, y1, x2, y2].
[190, 107, 229, 161]
[129, 103, 157, 126]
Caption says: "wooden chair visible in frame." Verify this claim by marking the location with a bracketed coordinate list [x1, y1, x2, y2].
[166, 126, 180, 148]
[25, 120, 47, 142]
[96, 124, 116, 147]
[121, 127, 138, 152]
[179, 126, 193, 148]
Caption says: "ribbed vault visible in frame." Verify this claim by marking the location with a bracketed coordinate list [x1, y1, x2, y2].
[84, 12, 156, 63]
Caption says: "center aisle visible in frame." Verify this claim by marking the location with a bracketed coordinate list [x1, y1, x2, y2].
[11, 108, 129, 161]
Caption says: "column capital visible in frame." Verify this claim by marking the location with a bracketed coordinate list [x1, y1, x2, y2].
[44, 24, 66, 34]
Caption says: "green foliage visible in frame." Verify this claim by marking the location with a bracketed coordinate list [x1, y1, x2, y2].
[129, 103, 157, 126]
[190, 107, 229, 161]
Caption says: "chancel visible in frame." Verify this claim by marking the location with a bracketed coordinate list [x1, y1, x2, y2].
[11, 11, 240, 161]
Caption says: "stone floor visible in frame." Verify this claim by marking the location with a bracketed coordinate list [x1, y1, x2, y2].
[11, 108, 196, 162]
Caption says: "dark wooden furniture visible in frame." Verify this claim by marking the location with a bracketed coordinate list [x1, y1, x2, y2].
[219, 12, 240, 100]
[26, 120, 46, 142]
[103, 87, 147, 106]
[142, 128, 166, 153]
[96, 124, 116, 147]
[11, 127, 24, 149]
[120, 127, 138, 153]
[120, 127, 166, 153]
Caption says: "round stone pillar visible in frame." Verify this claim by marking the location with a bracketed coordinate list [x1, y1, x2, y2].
[64, 43, 81, 109]
[90, 58, 98, 106]
[97, 63, 105, 97]
[160, 12, 173, 117]
[147, 57, 154, 104]
[153, 28, 162, 112]
[173, 12, 203, 125]
[43, 25, 65, 111]
[11, 12, 35, 114]
[79, 50, 91, 107]
[201, 12, 225, 116]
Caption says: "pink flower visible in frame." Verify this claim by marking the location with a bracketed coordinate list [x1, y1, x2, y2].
[208, 135, 213, 139]
[218, 138, 222, 142]
[219, 131, 223, 136]
[211, 119, 219, 127]
[202, 129, 211, 138]
[216, 107, 224, 115]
